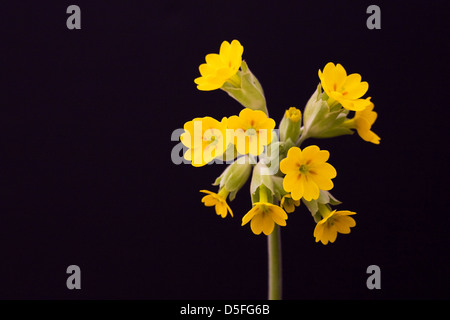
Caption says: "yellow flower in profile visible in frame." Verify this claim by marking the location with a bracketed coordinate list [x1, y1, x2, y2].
[314, 210, 356, 245]
[200, 189, 233, 218]
[352, 100, 380, 144]
[180, 116, 229, 167]
[280, 194, 300, 213]
[227, 108, 275, 156]
[318, 62, 371, 111]
[241, 202, 288, 235]
[194, 40, 244, 91]
[280, 146, 336, 201]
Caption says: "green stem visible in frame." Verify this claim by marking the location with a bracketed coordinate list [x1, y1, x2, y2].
[296, 131, 308, 147]
[268, 225, 282, 300]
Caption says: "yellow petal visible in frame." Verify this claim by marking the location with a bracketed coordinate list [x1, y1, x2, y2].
[280, 147, 303, 174]
[219, 40, 231, 61]
[333, 63, 348, 89]
[302, 175, 320, 201]
[288, 173, 304, 201]
[280, 157, 299, 174]
[309, 171, 334, 191]
[282, 172, 298, 192]
[262, 214, 275, 235]
[342, 75, 368, 100]
[360, 108, 378, 126]
[321, 63, 336, 85]
[250, 213, 264, 235]
[324, 223, 338, 244]
[238, 108, 254, 121]
[302, 145, 330, 165]
[314, 222, 325, 242]
[342, 72, 361, 88]
[242, 206, 260, 226]
[199, 63, 215, 77]
[355, 118, 381, 144]
[315, 162, 337, 179]
[183, 148, 192, 161]
[230, 40, 244, 59]
[205, 53, 223, 68]
[225, 202, 233, 217]
[335, 210, 357, 216]
[247, 135, 263, 156]
[190, 149, 206, 167]
[215, 202, 227, 218]
[283, 200, 295, 213]
[201, 195, 217, 207]
[227, 115, 240, 129]
[269, 207, 288, 226]
[340, 98, 371, 111]
[334, 215, 356, 234]
[195, 79, 223, 91]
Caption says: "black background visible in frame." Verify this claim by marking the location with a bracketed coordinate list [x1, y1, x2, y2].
[1, 1, 449, 299]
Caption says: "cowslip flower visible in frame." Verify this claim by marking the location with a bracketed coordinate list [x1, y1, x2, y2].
[346, 100, 380, 144]
[241, 202, 288, 235]
[228, 108, 275, 156]
[180, 116, 229, 167]
[280, 194, 300, 213]
[280, 146, 336, 201]
[194, 40, 244, 91]
[313, 210, 356, 245]
[318, 62, 371, 111]
[200, 189, 233, 218]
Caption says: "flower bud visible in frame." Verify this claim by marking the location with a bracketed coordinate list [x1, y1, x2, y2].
[279, 107, 302, 143]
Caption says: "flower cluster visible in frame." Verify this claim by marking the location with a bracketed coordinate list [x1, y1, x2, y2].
[178, 40, 380, 244]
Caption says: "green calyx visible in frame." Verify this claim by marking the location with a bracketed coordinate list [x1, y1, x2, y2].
[221, 61, 268, 115]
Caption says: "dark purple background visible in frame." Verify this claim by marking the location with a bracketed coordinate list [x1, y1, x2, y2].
[2, 1, 449, 299]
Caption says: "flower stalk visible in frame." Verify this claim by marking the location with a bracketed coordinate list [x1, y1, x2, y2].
[268, 224, 282, 300]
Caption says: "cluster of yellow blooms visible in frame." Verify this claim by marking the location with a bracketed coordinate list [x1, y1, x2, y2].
[179, 40, 380, 245]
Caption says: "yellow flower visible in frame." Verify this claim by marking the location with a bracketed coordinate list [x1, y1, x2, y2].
[241, 202, 288, 235]
[314, 210, 356, 245]
[280, 194, 300, 213]
[200, 189, 233, 218]
[285, 107, 301, 122]
[352, 100, 380, 144]
[318, 62, 371, 111]
[280, 146, 336, 201]
[227, 108, 275, 156]
[194, 40, 244, 91]
[180, 116, 229, 167]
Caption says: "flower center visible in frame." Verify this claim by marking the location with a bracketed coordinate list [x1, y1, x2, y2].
[246, 128, 257, 136]
[205, 134, 219, 146]
[299, 164, 309, 174]
[259, 204, 269, 213]
[327, 217, 335, 226]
